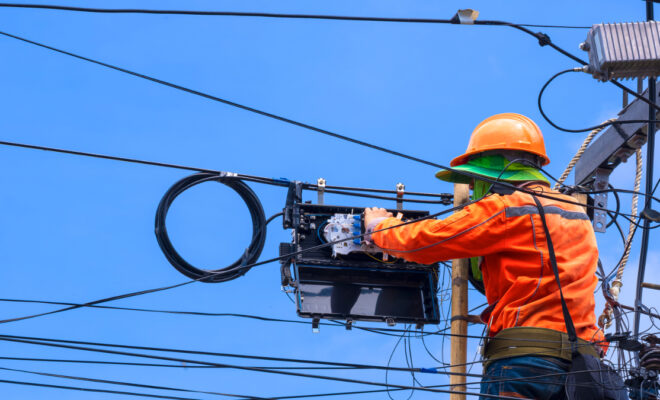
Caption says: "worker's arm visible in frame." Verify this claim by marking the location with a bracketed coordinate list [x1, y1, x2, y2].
[368, 194, 508, 265]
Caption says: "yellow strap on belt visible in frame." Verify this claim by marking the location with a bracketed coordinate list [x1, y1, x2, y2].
[483, 327, 601, 366]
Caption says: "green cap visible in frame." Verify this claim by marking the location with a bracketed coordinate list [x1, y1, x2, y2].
[435, 155, 549, 185]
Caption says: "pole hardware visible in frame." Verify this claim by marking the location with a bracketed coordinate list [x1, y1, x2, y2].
[641, 282, 660, 291]
[451, 9, 479, 24]
[396, 183, 405, 210]
[575, 82, 657, 189]
[575, 80, 659, 233]
[317, 178, 326, 205]
[592, 168, 611, 233]
[283, 181, 304, 229]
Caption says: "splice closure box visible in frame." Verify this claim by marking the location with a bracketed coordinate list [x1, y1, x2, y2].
[279, 182, 440, 329]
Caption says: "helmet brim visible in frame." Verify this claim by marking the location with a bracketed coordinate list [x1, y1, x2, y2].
[435, 162, 549, 184]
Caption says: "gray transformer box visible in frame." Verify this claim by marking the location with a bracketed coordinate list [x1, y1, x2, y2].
[581, 21, 660, 81]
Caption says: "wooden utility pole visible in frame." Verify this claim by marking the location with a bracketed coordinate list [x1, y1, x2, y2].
[450, 183, 470, 400]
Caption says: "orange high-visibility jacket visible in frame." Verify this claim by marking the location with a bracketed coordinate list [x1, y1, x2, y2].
[372, 184, 604, 344]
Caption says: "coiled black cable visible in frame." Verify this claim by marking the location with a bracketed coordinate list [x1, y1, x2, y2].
[154, 172, 266, 283]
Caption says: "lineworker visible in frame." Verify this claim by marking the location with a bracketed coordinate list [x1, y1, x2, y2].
[364, 113, 609, 399]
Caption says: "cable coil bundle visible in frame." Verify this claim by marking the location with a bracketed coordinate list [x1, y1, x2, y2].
[154, 172, 267, 283]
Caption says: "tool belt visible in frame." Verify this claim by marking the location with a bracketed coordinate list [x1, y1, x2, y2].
[483, 327, 601, 367]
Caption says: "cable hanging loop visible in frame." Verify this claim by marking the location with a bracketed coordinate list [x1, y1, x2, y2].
[154, 172, 267, 283]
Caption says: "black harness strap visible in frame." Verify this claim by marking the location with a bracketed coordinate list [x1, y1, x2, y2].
[530, 194, 579, 351]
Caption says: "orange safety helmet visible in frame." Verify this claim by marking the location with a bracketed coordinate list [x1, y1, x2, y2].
[450, 113, 550, 167]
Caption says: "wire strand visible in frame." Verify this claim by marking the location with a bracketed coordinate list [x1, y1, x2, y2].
[0, 378, 201, 400]
[0, 29, 657, 198]
[0, 139, 644, 220]
[0, 335, 520, 399]
[0, 366, 256, 399]
[0, 3, 591, 29]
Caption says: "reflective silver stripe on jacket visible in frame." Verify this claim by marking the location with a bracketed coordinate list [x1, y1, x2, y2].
[505, 205, 589, 220]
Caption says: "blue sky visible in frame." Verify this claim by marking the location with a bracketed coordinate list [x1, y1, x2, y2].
[0, 0, 658, 399]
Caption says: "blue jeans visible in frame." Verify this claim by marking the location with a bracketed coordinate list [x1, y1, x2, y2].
[480, 356, 570, 400]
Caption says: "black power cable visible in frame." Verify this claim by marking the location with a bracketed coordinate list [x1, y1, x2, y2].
[0, 378, 200, 400]
[0, 357, 625, 400]
[9, 3, 655, 115]
[0, 32, 652, 219]
[0, 139, 452, 204]
[0, 139, 640, 219]
[0, 333, 452, 375]
[0, 366, 254, 399]
[0, 334, 632, 398]
[0, 3, 590, 29]
[538, 68, 660, 133]
[0, 332, 610, 373]
[154, 172, 266, 283]
[0, 335, 519, 399]
[0, 297, 451, 335]
[0, 357, 365, 370]
[1, 9, 658, 133]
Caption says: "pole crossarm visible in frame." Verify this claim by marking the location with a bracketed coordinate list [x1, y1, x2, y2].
[574, 80, 658, 187]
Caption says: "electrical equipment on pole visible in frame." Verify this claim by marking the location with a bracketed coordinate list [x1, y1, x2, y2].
[279, 181, 440, 329]
[580, 21, 660, 81]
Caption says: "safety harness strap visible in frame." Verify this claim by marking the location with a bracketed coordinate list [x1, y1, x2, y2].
[531, 194, 579, 348]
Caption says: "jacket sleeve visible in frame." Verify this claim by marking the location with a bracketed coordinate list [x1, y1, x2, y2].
[371, 194, 508, 265]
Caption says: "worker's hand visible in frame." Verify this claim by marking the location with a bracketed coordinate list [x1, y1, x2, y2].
[364, 207, 394, 229]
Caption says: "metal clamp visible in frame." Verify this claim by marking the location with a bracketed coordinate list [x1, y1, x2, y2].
[283, 181, 303, 229]
[317, 178, 326, 205]
[452, 9, 479, 24]
[396, 183, 405, 210]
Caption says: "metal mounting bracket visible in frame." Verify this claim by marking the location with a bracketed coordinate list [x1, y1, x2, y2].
[283, 181, 303, 229]
[593, 168, 611, 233]
[317, 178, 326, 205]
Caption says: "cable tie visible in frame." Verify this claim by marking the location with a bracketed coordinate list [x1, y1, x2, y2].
[419, 367, 439, 374]
[535, 32, 551, 46]
[272, 177, 290, 184]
